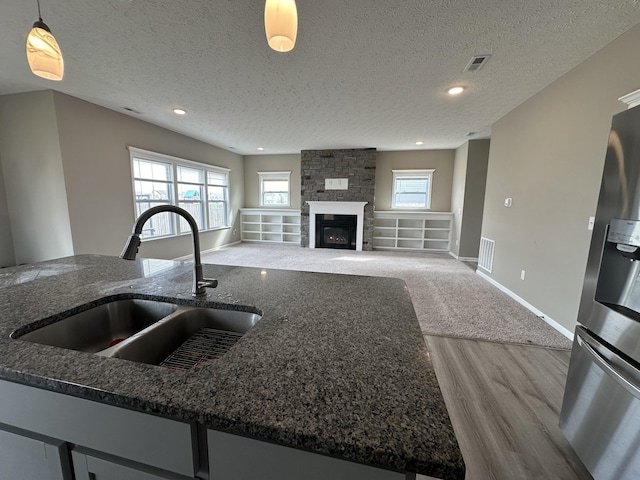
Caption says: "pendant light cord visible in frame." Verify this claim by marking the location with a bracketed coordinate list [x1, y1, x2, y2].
[36, 0, 42, 20]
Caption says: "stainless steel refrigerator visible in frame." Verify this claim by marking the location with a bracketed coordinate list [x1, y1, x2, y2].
[560, 106, 640, 480]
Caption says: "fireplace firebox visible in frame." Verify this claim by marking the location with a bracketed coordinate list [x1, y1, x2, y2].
[315, 214, 357, 250]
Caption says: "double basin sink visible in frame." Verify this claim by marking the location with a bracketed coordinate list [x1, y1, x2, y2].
[11, 298, 261, 370]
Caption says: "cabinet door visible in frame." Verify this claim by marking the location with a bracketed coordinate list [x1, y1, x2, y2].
[208, 430, 406, 480]
[72, 450, 184, 480]
[0, 380, 196, 477]
[0, 425, 72, 480]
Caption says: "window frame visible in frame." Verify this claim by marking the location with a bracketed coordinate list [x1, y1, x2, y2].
[258, 171, 291, 207]
[129, 147, 231, 240]
[391, 169, 435, 210]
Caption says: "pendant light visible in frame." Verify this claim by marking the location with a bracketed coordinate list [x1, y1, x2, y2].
[26, 0, 64, 81]
[264, 0, 298, 52]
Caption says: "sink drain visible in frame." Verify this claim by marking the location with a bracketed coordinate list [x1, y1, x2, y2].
[160, 328, 243, 370]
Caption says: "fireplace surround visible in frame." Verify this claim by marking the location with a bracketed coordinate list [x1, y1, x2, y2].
[306, 201, 367, 251]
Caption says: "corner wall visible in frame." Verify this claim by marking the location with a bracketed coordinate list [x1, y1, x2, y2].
[0, 91, 74, 264]
[52, 92, 244, 260]
[0, 152, 15, 267]
[451, 140, 489, 259]
[450, 143, 469, 258]
[459, 140, 489, 258]
[480, 22, 640, 333]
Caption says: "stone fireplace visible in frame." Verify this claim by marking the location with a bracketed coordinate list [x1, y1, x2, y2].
[300, 149, 376, 251]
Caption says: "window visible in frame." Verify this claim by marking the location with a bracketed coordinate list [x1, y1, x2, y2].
[392, 169, 435, 209]
[258, 171, 291, 207]
[129, 147, 230, 239]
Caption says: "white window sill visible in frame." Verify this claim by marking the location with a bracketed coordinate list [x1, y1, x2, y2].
[140, 226, 231, 243]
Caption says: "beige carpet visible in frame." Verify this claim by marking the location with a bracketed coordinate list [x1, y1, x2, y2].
[201, 243, 572, 349]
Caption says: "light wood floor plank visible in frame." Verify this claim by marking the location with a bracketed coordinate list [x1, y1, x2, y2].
[425, 336, 593, 480]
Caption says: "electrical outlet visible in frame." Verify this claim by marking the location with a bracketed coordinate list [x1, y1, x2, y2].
[588, 216, 595, 231]
[520, 270, 526, 280]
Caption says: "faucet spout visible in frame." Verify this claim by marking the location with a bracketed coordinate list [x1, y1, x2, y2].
[120, 205, 218, 296]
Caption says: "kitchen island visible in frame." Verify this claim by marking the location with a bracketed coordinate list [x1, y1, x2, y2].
[0, 254, 464, 479]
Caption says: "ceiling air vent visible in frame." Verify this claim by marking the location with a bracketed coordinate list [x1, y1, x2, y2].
[123, 107, 142, 114]
[464, 54, 491, 72]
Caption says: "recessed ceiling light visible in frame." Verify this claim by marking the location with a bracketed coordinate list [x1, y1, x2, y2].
[447, 86, 464, 95]
[257, 147, 264, 151]
[173, 108, 186, 115]
[415, 141, 424, 145]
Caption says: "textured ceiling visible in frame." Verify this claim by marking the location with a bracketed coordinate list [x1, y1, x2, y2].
[1, 0, 640, 155]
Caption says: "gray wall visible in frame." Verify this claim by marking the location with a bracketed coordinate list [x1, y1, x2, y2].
[0, 152, 15, 267]
[450, 143, 469, 258]
[52, 92, 245, 260]
[243, 154, 301, 208]
[0, 91, 74, 264]
[481, 22, 640, 333]
[375, 150, 455, 212]
[459, 140, 489, 259]
[451, 140, 489, 259]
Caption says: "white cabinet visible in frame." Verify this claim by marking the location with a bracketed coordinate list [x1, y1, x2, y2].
[373, 211, 452, 251]
[240, 208, 301, 244]
[240, 208, 301, 243]
[207, 430, 407, 480]
[0, 424, 72, 480]
[72, 449, 180, 480]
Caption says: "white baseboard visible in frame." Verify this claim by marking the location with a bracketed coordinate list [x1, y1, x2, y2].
[448, 252, 479, 262]
[202, 240, 241, 254]
[476, 270, 574, 341]
[173, 241, 242, 261]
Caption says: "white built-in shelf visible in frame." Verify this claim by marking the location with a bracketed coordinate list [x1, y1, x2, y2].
[373, 211, 453, 251]
[240, 208, 301, 244]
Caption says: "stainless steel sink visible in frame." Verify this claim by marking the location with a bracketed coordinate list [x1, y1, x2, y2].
[13, 299, 178, 353]
[12, 298, 262, 369]
[107, 307, 262, 367]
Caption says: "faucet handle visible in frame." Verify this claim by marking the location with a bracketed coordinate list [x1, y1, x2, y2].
[198, 278, 218, 289]
[193, 278, 218, 297]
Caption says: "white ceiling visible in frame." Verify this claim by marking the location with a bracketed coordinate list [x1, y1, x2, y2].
[2, 0, 640, 155]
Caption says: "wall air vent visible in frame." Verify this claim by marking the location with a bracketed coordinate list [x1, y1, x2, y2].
[464, 54, 491, 72]
[478, 237, 495, 273]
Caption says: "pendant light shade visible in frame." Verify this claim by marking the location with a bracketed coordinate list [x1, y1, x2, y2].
[264, 0, 298, 52]
[26, 1, 64, 81]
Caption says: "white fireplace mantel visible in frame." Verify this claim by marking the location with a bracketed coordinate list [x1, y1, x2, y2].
[306, 201, 368, 251]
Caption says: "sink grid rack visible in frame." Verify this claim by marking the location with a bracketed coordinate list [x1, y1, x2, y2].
[160, 328, 243, 370]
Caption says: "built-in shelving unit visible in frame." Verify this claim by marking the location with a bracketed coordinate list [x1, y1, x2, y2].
[373, 211, 453, 251]
[240, 208, 301, 244]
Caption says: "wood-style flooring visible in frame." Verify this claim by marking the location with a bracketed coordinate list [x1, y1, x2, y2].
[422, 336, 593, 480]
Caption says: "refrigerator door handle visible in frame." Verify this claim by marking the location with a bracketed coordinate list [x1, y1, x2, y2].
[578, 332, 640, 398]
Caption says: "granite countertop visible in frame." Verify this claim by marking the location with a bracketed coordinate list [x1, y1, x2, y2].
[0, 254, 464, 479]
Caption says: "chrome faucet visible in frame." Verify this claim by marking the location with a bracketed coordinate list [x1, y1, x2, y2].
[120, 205, 218, 296]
